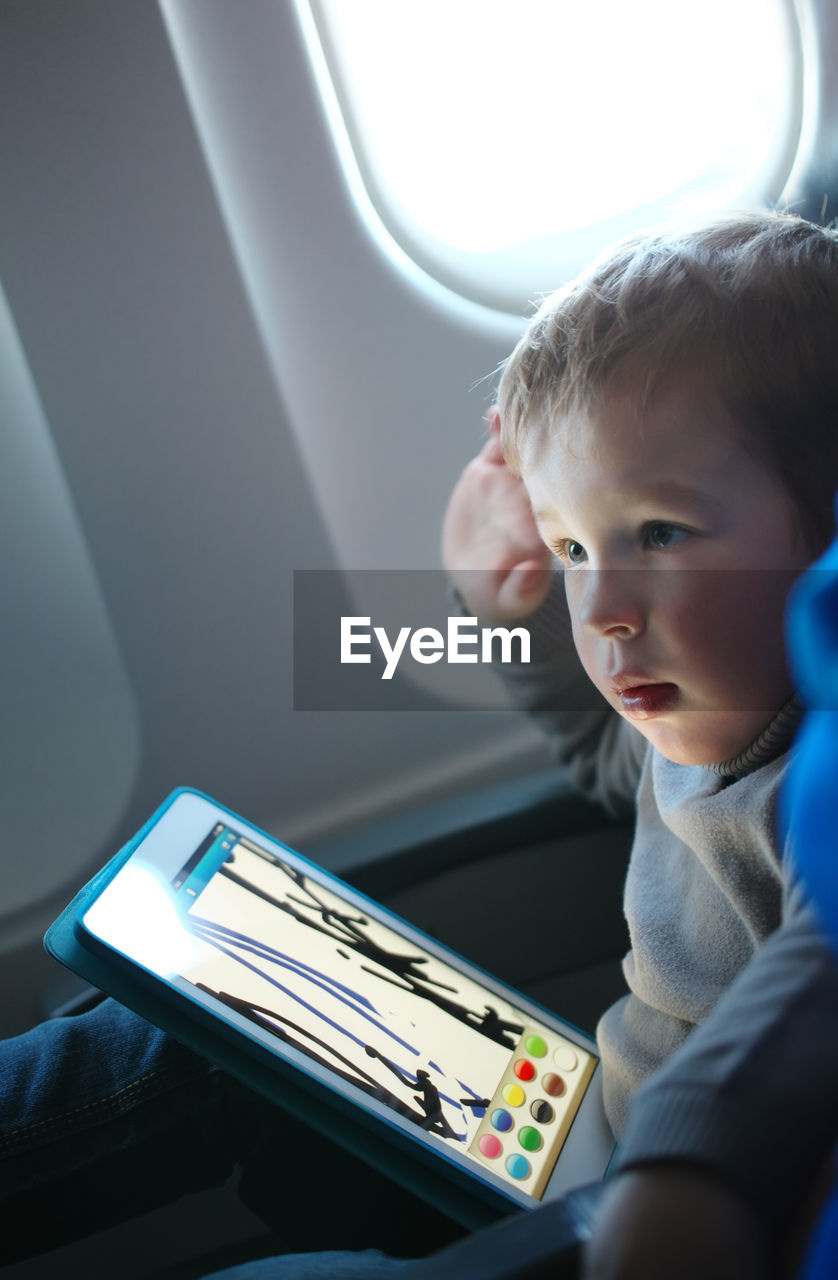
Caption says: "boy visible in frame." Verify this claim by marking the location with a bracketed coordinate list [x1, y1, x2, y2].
[442, 211, 838, 1275]
[3, 212, 838, 1280]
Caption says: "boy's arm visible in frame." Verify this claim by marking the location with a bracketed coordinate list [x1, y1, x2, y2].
[443, 411, 645, 816]
[582, 1154, 835, 1280]
[582, 1164, 771, 1280]
[588, 887, 838, 1275]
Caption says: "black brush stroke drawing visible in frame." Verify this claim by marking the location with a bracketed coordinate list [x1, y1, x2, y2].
[194, 982, 467, 1141]
[216, 857, 523, 1049]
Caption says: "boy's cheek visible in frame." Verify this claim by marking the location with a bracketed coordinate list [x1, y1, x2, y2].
[571, 640, 632, 718]
[568, 573, 793, 712]
[685, 572, 794, 670]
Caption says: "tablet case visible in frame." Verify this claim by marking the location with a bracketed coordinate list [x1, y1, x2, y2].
[43, 790, 517, 1231]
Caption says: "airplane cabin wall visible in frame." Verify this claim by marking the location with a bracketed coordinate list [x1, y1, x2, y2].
[0, 0, 547, 1027]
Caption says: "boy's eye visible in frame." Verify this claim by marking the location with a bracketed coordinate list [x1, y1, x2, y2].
[645, 522, 688, 550]
[555, 539, 587, 566]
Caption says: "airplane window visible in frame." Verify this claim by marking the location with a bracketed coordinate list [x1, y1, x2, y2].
[308, 0, 804, 312]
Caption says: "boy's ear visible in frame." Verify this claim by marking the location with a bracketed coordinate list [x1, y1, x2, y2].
[484, 404, 501, 438]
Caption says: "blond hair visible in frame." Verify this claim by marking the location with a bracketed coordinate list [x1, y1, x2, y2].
[498, 212, 838, 551]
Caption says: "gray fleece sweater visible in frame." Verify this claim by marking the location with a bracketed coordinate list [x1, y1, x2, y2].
[500, 584, 838, 1222]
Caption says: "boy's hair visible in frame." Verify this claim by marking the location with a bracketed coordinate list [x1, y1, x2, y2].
[498, 211, 838, 552]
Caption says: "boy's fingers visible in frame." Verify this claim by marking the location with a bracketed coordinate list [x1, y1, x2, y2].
[496, 561, 552, 618]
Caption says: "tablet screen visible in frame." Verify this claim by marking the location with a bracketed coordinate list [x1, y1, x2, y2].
[86, 819, 597, 1198]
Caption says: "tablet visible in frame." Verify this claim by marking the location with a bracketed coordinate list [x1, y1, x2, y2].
[49, 788, 615, 1220]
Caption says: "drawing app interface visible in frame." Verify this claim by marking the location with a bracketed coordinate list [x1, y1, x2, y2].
[106, 822, 597, 1196]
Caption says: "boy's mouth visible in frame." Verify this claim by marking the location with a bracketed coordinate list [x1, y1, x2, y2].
[611, 676, 679, 719]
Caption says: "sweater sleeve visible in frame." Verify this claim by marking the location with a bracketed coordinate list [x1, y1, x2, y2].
[613, 876, 838, 1227]
[488, 575, 646, 818]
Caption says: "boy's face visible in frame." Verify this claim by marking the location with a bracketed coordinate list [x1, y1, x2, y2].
[520, 378, 812, 767]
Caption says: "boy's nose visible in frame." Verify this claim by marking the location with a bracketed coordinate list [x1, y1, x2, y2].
[572, 569, 646, 638]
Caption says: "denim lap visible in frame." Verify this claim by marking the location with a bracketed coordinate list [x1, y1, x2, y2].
[201, 1249, 411, 1280]
[0, 998, 248, 1262]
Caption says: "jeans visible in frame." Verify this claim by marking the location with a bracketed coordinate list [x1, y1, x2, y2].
[0, 998, 590, 1278]
[0, 999, 451, 1275]
[1, 999, 241, 1259]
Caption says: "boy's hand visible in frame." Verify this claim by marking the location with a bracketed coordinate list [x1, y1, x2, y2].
[582, 1167, 769, 1280]
[441, 407, 552, 623]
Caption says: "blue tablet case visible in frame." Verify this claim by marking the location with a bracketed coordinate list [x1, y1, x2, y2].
[43, 795, 514, 1231]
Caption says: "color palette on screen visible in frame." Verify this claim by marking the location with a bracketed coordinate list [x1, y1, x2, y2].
[468, 1026, 596, 1197]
